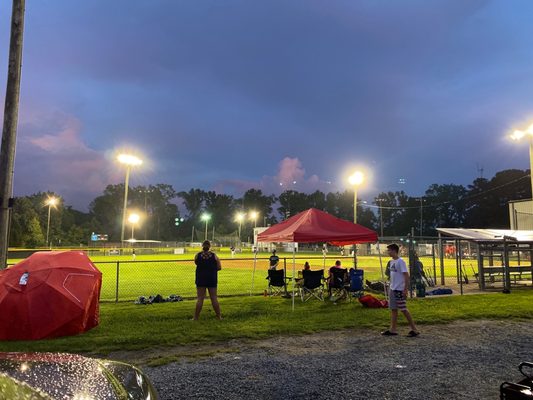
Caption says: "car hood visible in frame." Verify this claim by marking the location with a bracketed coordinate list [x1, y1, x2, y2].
[0, 352, 158, 400]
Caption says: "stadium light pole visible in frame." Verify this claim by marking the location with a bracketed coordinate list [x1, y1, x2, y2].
[45, 196, 58, 247]
[510, 124, 533, 199]
[236, 212, 245, 243]
[348, 171, 364, 224]
[117, 154, 142, 242]
[201, 213, 210, 241]
[128, 213, 140, 240]
[249, 210, 259, 228]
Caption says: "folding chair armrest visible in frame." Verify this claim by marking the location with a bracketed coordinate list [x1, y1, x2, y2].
[520, 362, 533, 378]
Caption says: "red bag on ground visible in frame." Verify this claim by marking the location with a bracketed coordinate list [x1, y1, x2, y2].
[358, 294, 388, 308]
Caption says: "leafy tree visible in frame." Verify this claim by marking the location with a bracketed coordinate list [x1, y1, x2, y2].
[204, 191, 236, 232]
[423, 184, 468, 233]
[464, 170, 530, 228]
[278, 190, 312, 219]
[10, 197, 45, 247]
[373, 191, 416, 236]
[240, 189, 277, 225]
[178, 189, 205, 219]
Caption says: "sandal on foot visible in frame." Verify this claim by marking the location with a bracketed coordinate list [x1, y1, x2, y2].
[381, 330, 398, 336]
[407, 330, 420, 337]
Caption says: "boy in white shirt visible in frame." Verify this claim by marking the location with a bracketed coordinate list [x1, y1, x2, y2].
[381, 243, 419, 337]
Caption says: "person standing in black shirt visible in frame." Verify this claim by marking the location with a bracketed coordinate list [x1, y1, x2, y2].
[193, 240, 222, 320]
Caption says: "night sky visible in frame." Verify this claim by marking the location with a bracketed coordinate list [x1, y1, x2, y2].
[1, 0, 533, 209]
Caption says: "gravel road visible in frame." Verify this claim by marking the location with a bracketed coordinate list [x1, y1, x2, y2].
[145, 320, 533, 399]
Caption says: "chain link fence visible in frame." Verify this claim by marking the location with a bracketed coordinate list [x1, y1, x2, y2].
[8, 237, 517, 302]
[95, 243, 486, 302]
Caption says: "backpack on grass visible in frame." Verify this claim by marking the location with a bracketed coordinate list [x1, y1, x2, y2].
[358, 294, 388, 308]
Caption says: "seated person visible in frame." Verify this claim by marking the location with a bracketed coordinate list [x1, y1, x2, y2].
[295, 262, 312, 286]
[269, 250, 280, 270]
[327, 260, 348, 296]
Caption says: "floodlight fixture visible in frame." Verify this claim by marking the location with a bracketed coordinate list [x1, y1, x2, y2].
[117, 154, 143, 166]
[128, 213, 140, 224]
[348, 171, 364, 186]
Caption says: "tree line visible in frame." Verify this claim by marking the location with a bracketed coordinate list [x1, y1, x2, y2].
[8, 169, 531, 247]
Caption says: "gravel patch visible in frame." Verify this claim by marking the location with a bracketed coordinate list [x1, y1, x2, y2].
[145, 320, 533, 399]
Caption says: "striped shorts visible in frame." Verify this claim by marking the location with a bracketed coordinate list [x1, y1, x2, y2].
[389, 290, 407, 311]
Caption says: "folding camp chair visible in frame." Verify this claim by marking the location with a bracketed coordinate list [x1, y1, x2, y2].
[300, 269, 325, 302]
[266, 269, 289, 296]
[501, 362, 533, 399]
[349, 268, 364, 298]
[328, 268, 349, 301]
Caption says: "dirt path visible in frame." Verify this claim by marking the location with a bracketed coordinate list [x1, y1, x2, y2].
[139, 320, 533, 399]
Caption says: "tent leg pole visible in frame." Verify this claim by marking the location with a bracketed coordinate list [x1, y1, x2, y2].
[292, 248, 296, 311]
[378, 241, 387, 299]
[250, 252, 257, 296]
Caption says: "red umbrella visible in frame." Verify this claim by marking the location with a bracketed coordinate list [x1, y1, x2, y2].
[0, 251, 102, 340]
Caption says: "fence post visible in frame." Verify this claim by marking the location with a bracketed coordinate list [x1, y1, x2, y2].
[477, 244, 485, 290]
[455, 239, 460, 284]
[432, 243, 437, 286]
[457, 240, 463, 295]
[438, 233, 445, 286]
[408, 228, 415, 299]
[503, 237, 511, 294]
[115, 261, 120, 303]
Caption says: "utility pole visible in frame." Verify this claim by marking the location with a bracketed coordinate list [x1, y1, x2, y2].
[0, 0, 26, 269]
[419, 197, 424, 237]
[120, 165, 131, 242]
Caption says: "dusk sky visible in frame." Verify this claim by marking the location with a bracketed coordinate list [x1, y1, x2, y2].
[1, 0, 533, 210]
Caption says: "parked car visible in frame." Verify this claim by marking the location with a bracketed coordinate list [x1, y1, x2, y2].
[0, 352, 158, 399]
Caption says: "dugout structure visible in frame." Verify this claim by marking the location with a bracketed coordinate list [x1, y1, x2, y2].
[437, 228, 533, 293]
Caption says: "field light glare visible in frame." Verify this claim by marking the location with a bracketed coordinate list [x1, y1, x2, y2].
[348, 171, 364, 186]
[117, 154, 143, 166]
[128, 213, 140, 224]
[201, 213, 211, 221]
[249, 211, 258, 220]
[510, 124, 533, 141]
[511, 130, 526, 141]
[236, 212, 246, 222]
[45, 197, 58, 207]
[508, 122, 533, 209]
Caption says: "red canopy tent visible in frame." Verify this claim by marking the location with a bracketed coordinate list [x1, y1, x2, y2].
[257, 208, 378, 245]
[256, 208, 379, 309]
[0, 251, 102, 340]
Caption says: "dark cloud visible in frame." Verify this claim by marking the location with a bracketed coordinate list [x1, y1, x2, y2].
[1, 0, 533, 208]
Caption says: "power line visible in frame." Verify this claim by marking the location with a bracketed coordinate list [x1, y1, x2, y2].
[362, 174, 530, 211]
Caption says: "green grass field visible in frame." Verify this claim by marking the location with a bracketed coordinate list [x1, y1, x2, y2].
[0, 291, 532, 357]
[93, 253, 470, 301]
[7, 250, 480, 301]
